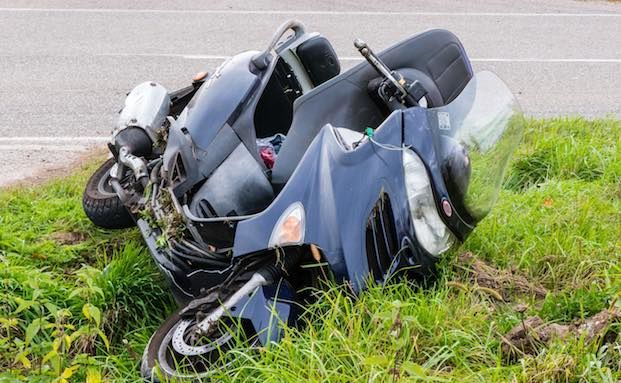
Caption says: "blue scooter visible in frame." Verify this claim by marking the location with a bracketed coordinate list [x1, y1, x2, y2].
[82, 20, 524, 380]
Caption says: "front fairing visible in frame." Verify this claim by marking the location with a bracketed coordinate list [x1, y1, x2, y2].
[231, 72, 522, 290]
[233, 112, 412, 290]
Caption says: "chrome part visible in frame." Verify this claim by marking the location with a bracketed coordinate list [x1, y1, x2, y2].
[108, 162, 120, 179]
[109, 177, 131, 203]
[157, 315, 261, 378]
[171, 319, 233, 356]
[195, 273, 268, 333]
[115, 81, 171, 142]
[253, 20, 306, 69]
[96, 165, 117, 197]
[266, 19, 306, 53]
[107, 162, 133, 203]
[354, 38, 408, 99]
[118, 146, 148, 180]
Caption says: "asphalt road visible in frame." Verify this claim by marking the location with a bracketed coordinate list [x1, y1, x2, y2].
[0, 1, 619, 186]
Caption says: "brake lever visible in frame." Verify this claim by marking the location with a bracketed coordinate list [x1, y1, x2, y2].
[354, 38, 408, 100]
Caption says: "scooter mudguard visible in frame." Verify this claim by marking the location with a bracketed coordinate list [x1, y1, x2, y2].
[226, 279, 297, 346]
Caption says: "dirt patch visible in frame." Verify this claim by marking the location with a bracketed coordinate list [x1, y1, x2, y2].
[501, 308, 620, 359]
[48, 231, 88, 245]
[454, 252, 548, 301]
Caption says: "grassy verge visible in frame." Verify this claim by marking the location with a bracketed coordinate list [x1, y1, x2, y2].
[0, 118, 619, 382]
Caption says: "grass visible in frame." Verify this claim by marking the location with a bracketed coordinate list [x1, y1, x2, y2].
[0, 117, 619, 382]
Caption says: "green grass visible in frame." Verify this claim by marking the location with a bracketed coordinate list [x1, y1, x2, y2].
[0, 117, 619, 382]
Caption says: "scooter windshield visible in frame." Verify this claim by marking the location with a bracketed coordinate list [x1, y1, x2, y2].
[426, 71, 524, 223]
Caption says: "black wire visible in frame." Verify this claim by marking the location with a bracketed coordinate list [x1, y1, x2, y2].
[169, 247, 232, 268]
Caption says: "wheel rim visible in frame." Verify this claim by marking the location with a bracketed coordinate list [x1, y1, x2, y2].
[155, 316, 258, 379]
[96, 167, 117, 197]
[171, 319, 233, 356]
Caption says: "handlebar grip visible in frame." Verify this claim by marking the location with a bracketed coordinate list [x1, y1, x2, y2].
[353, 38, 367, 50]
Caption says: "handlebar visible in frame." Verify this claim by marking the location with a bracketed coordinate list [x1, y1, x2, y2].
[355, 38, 422, 108]
[354, 38, 408, 98]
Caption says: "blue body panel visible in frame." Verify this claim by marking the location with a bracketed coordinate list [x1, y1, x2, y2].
[233, 111, 413, 292]
[229, 281, 296, 345]
[225, 108, 450, 343]
[180, 51, 261, 150]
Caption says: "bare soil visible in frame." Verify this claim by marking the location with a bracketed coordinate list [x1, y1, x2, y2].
[456, 252, 549, 301]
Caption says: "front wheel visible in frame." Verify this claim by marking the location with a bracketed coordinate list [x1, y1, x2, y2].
[141, 308, 258, 382]
[82, 158, 135, 229]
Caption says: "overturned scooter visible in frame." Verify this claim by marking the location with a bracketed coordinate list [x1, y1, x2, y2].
[82, 20, 524, 381]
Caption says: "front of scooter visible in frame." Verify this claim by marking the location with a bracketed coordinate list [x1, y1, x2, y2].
[341, 39, 524, 268]
[400, 71, 525, 262]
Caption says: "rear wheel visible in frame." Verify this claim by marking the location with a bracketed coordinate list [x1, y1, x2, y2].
[82, 158, 134, 229]
[141, 308, 258, 382]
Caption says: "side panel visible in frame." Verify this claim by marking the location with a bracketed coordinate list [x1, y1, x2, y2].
[163, 51, 261, 196]
[181, 51, 261, 150]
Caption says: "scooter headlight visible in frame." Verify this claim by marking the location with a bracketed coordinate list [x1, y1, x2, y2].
[269, 202, 305, 248]
[403, 150, 456, 255]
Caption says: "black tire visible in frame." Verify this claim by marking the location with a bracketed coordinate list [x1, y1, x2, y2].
[82, 158, 135, 229]
[141, 308, 258, 382]
[141, 309, 184, 383]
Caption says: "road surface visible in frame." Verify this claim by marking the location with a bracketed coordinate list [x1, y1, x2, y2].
[0, 0, 619, 186]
